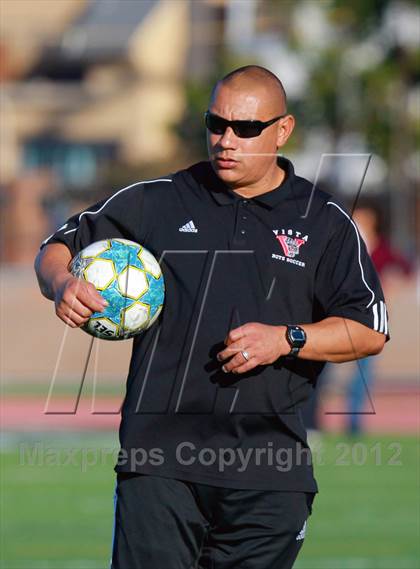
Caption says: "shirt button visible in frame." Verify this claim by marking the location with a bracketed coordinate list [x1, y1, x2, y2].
[242, 199, 248, 205]
[242, 215, 247, 220]
[240, 230, 246, 235]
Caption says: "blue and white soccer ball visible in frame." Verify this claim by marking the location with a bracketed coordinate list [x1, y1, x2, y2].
[70, 238, 165, 340]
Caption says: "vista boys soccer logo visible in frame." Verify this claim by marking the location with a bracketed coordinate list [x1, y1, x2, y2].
[273, 229, 308, 258]
[272, 229, 308, 268]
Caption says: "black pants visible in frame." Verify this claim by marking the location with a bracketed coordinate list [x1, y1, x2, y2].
[111, 473, 315, 569]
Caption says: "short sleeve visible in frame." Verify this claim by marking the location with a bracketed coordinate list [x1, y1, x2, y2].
[314, 201, 390, 339]
[40, 183, 146, 257]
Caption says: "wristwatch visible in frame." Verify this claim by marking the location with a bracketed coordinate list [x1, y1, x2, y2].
[285, 325, 307, 357]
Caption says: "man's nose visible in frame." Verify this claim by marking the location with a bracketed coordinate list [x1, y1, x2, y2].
[219, 126, 238, 149]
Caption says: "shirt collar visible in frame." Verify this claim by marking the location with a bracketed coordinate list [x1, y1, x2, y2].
[200, 157, 296, 209]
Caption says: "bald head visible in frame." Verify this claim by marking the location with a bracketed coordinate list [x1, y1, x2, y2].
[210, 65, 287, 116]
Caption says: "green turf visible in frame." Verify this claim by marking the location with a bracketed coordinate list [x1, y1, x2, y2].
[1, 433, 419, 569]
[295, 434, 420, 568]
[1, 381, 125, 398]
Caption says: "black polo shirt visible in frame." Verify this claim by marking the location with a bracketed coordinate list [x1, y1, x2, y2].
[41, 158, 388, 491]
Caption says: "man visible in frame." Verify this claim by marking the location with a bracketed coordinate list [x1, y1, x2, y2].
[35, 66, 388, 569]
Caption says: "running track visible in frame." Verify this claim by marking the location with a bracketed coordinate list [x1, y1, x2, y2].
[1, 392, 418, 433]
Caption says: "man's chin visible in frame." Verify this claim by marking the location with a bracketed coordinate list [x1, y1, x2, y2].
[211, 162, 241, 184]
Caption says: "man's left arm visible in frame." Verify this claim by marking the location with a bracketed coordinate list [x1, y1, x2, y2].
[217, 318, 385, 374]
[293, 317, 385, 361]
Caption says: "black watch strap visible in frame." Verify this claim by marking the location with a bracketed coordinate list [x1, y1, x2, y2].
[288, 346, 301, 357]
[285, 325, 307, 358]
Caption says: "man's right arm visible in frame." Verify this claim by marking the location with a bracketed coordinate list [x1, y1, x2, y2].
[34, 179, 157, 327]
[34, 243, 107, 328]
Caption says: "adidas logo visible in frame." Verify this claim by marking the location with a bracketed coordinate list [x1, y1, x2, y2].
[296, 520, 307, 541]
[179, 220, 198, 233]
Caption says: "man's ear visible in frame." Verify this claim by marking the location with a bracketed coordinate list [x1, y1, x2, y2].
[276, 115, 295, 149]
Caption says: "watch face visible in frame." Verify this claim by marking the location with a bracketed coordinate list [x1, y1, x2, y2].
[291, 329, 306, 342]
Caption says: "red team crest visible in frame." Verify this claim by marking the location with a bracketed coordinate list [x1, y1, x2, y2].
[275, 235, 306, 258]
[272, 229, 308, 267]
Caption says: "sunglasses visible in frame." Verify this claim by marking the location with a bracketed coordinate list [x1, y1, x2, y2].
[205, 111, 285, 139]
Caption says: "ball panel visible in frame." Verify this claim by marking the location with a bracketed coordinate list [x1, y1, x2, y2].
[80, 240, 110, 258]
[101, 240, 141, 275]
[84, 258, 116, 290]
[117, 266, 148, 300]
[113, 238, 141, 248]
[122, 302, 150, 332]
[138, 248, 161, 279]
[71, 255, 89, 279]
[140, 274, 165, 309]
[148, 305, 163, 327]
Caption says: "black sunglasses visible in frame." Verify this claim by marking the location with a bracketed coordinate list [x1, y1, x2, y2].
[205, 111, 286, 139]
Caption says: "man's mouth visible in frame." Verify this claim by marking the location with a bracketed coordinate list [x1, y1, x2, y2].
[215, 156, 238, 169]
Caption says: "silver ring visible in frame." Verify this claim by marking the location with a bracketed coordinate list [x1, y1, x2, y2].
[241, 350, 250, 361]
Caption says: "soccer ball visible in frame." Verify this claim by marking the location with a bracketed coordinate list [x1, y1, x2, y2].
[70, 238, 165, 340]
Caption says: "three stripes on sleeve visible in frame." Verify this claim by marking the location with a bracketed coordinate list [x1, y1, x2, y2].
[372, 300, 388, 335]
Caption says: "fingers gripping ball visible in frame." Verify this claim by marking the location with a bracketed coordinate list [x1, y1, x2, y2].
[70, 239, 165, 340]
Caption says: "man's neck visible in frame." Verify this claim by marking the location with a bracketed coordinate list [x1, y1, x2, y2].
[231, 164, 286, 199]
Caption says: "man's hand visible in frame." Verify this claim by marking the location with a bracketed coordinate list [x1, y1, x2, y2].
[53, 273, 107, 328]
[35, 243, 108, 328]
[217, 323, 289, 374]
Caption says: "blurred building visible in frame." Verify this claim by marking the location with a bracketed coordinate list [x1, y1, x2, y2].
[0, 0, 191, 183]
[0, 0, 418, 264]
[0, 0, 197, 263]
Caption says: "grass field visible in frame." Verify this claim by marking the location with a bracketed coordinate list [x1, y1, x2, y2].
[1, 432, 419, 569]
